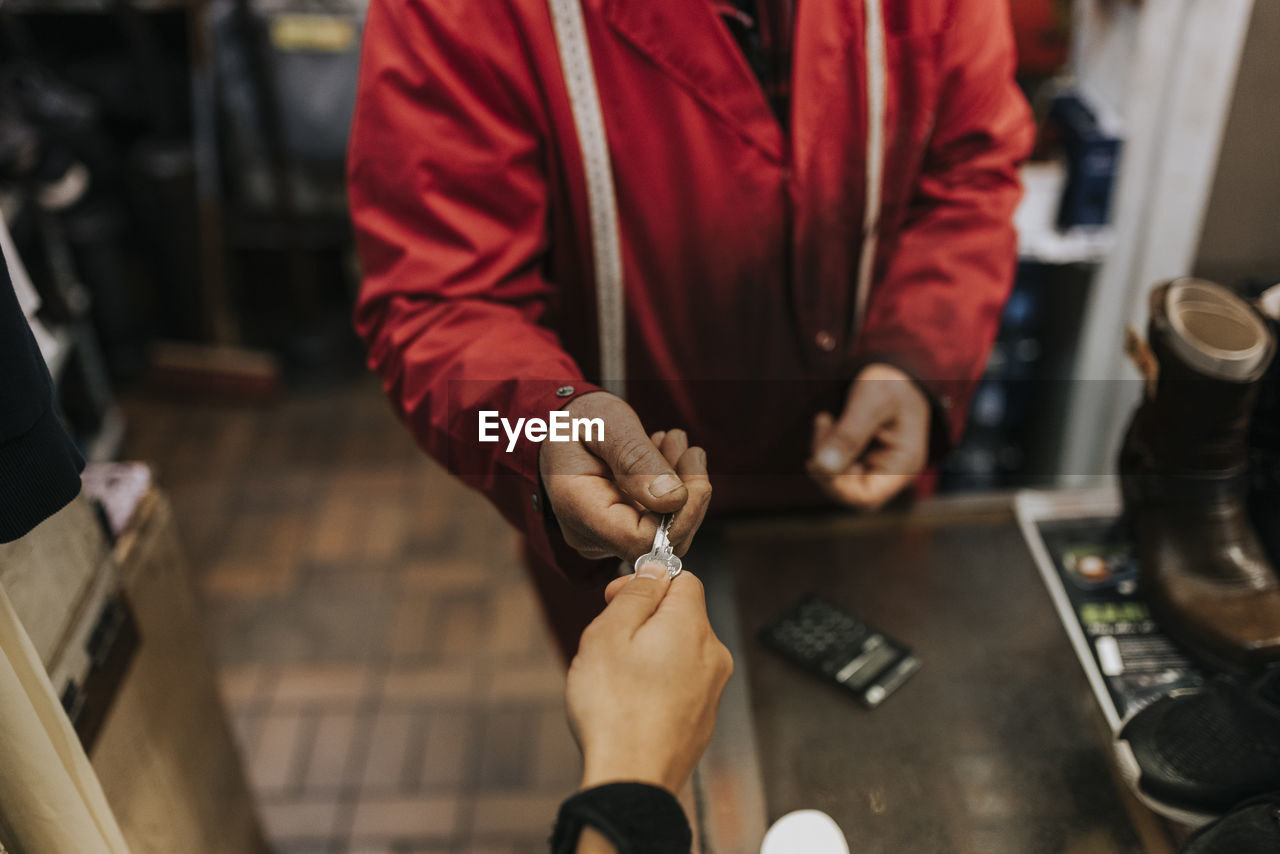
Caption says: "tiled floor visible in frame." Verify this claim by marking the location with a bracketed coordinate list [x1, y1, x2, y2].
[121, 380, 581, 854]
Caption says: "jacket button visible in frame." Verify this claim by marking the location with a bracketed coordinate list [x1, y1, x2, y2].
[555, 385, 575, 398]
[815, 331, 836, 353]
[531, 492, 541, 512]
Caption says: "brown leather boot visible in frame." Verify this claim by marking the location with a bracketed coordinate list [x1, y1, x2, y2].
[1120, 278, 1280, 672]
[1249, 285, 1280, 569]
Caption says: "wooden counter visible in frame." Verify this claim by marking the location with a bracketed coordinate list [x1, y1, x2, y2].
[696, 495, 1176, 854]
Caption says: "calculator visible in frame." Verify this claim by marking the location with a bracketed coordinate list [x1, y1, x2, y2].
[758, 594, 921, 708]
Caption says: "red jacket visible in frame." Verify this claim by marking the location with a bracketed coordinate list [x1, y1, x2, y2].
[349, 0, 1033, 575]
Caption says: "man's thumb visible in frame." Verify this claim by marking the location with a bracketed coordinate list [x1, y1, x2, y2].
[597, 418, 688, 512]
[811, 406, 878, 476]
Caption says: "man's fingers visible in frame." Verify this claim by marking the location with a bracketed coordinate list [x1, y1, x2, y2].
[668, 446, 711, 556]
[594, 414, 689, 514]
[646, 429, 708, 557]
[811, 411, 835, 451]
[657, 429, 690, 463]
[805, 366, 930, 508]
[816, 471, 913, 509]
[813, 434, 916, 507]
[809, 396, 887, 476]
[551, 474, 657, 559]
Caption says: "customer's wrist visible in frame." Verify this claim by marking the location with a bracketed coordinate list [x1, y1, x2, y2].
[580, 757, 679, 795]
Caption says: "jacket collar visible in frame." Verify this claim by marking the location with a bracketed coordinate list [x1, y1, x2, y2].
[602, 0, 784, 162]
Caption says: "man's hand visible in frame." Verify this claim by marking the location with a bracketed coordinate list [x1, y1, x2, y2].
[540, 392, 712, 562]
[807, 363, 931, 509]
[566, 564, 733, 794]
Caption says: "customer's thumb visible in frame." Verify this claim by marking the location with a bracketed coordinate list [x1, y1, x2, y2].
[602, 563, 673, 632]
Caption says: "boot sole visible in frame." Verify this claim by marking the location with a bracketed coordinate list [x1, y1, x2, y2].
[1112, 735, 1222, 828]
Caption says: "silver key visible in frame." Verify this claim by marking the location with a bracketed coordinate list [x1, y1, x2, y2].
[634, 513, 682, 578]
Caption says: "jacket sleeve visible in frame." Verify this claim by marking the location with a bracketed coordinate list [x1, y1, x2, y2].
[348, 0, 602, 575]
[854, 0, 1034, 449]
[1, 267, 84, 543]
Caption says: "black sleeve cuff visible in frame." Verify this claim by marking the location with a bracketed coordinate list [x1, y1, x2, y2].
[0, 404, 85, 542]
[550, 782, 691, 854]
[852, 354, 959, 465]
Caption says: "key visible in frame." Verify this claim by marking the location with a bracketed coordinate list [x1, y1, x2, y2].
[634, 513, 683, 578]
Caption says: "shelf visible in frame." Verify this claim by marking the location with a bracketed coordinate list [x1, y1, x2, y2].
[2, 0, 190, 13]
[38, 323, 77, 384]
[1016, 161, 1114, 266]
[85, 406, 126, 464]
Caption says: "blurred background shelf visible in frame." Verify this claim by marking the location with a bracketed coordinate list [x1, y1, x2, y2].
[4, 0, 1277, 490]
[1016, 161, 1113, 266]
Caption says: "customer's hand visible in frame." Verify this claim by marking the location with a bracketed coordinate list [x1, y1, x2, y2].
[566, 565, 733, 794]
[540, 391, 712, 562]
[807, 363, 930, 509]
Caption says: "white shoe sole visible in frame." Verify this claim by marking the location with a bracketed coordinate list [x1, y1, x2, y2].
[1112, 736, 1221, 828]
[760, 810, 850, 854]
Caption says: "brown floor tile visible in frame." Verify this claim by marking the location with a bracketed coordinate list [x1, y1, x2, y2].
[303, 709, 361, 792]
[485, 663, 565, 703]
[475, 709, 535, 789]
[488, 589, 538, 661]
[230, 709, 261, 756]
[222, 509, 307, 568]
[210, 579, 391, 666]
[469, 793, 564, 837]
[360, 708, 415, 790]
[414, 708, 471, 789]
[347, 794, 461, 840]
[386, 596, 433, 660]
[203, 556, 296, 600]
[218, 664, 267, 706]
[121, 383, 581, 853]
[359, 498, 410, 564]
[250, 708, 308, 793]
[529, 706, 581, 788]
[308, 491, 366, 564]
[274, 843, 333, 854]
[381, 665, 476, 704]
[259, 797, 342, 842]
[400, 561, 490, 594]
[272, 666, 372, 706]
[435, 593, 487, 660]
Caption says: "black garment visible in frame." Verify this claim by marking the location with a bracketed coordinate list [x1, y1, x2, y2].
[1182, 793, 1280, 854]
[714, 0, 794, 125]
[550, 782, 691, 854]
[1117, 668, 1280, 815]
[0, 258, 83, 542]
